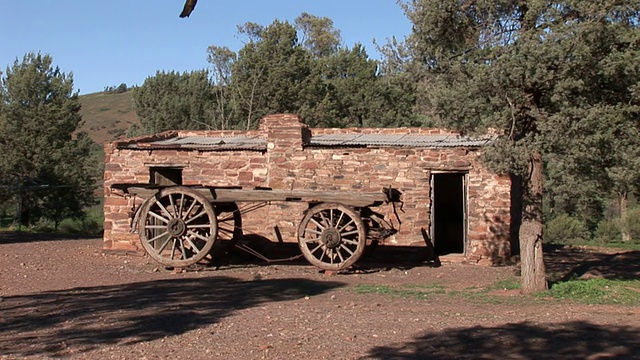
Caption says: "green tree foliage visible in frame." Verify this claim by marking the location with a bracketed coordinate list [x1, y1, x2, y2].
[137, 13, 416, 132]
[0, 52, 97, 227]
[232, 20, 313, 129]
[132, 70, 215, 134]
[401, 0, 639, 293]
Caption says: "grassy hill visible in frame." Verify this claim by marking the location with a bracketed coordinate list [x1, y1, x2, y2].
[78, 91, 140, 145]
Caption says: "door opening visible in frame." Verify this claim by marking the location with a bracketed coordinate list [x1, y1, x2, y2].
[431, 173, 466, 255]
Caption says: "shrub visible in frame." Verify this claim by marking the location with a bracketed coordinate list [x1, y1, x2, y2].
[623, 206, 640, 244]
[594, 218, 622, 245]
[545, 213, 589, 245]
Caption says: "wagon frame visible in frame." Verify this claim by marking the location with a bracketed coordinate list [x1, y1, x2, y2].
[111, 184, 401, 271]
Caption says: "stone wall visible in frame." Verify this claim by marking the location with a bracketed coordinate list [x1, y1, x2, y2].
[103, 114, 512, 263]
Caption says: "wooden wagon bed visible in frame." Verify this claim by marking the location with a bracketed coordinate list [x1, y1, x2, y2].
[110, 184, 401, 270]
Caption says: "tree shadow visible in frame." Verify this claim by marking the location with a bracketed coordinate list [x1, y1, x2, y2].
[214, 235, 441, 273]
[363, 321, 640, 359]
[0, 231, 101, 244]
[544, 245, 640, 281]
[0, 276, 343, 357]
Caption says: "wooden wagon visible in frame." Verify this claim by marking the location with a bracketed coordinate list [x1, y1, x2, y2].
[110, 184, 401, 271]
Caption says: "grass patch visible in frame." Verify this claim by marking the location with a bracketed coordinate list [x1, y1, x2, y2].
[542, 278, 640, 305]
[490, 278, 521, 291]
[353, 283, 446, 299]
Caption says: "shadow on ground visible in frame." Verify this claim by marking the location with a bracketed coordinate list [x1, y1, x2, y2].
[0, 231, 101, 244]
[363, 321, 640, 359]
[544, 245, 640, 281]
[0, 276, 343, 357]
[217, 237, 442, 273]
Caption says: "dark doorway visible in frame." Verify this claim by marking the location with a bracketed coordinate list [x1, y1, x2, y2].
[431, 173, 466, 255]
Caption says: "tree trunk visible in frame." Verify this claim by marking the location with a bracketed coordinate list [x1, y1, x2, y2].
[519, 151, 548, 294]
[620, 192, 631, 242]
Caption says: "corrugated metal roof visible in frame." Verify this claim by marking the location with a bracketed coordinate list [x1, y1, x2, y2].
[309, 133, 494, 148]
[119, 133, 493, 151]
[122, 136, 267, 151]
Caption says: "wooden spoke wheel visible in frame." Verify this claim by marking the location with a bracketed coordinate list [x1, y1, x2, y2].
[297, 203, 366, 271]
[138, 187, 217, 268]
[209, 202, 243, 257]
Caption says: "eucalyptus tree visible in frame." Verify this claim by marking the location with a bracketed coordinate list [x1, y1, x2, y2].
[295, 12, 341, 58]
[0, 52, 97, 227]
[402, 0, 640, 293]
[207, 45, 240, 130]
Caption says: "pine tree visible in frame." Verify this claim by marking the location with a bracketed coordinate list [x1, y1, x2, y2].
[0, 52, 97, 227]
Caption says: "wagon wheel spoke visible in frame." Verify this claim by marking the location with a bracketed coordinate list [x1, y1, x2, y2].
[147, 209, 169, 224]
[218, 226, 235, 240]
[335, 211, 345, 228]
[338, 218, 355, 232]
[183, 199, 198, 220]
[183, 237, 203, 255]
[184, 209, 209, 224]
[304, 228, 323, 236]
[177, 193, 185, 216]
[309, 217, 325, 230]
[340, 229, 360, 237]
[169, 193, 178, 217]
[170, 238, 178, 260]
[341, 238, 360, 246]
[339, 243, 355, 256]
[179, 239, 189, 259]
[318, 247, 328, 264]
[187, 223, 213, 229]
[186, 230, 210, 243]
[147, 231, 169, 245]
[301, 235, 321, 243]
[151, 235, 172, 255]
[154, 198, 173, 219]
[308, 243, 324, 255]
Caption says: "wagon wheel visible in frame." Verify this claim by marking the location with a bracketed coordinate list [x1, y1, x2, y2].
[297, 203, 366, 271]
[209, 202, 243, 257]
[138, 187, 218, 268]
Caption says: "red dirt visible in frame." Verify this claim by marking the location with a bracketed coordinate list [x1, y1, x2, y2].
[1, 233, 639, 359]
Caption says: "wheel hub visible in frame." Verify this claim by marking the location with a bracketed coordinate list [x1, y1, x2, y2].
[321, 227, 342, 249]
[167, 218, 187, 237]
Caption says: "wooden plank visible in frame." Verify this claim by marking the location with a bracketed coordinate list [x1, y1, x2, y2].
[111, 184, 389, 208]
[203, 188, 387, 207]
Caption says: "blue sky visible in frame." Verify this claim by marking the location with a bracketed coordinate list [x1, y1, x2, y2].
[1, 1, 412, 95]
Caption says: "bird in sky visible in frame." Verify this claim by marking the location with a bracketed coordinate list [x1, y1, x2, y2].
[179, 0, 197, 18]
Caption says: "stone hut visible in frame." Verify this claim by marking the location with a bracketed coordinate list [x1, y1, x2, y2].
[103, 114, 513, 265]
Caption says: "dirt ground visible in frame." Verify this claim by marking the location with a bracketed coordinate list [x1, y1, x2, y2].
[1, 233, 639, 360]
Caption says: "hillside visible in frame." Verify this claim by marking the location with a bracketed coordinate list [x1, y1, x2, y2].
[78, 91, 140, 145]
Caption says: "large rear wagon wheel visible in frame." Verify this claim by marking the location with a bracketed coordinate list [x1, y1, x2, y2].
[138, 187, 218, 268]
[297, 203, 366, 271]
